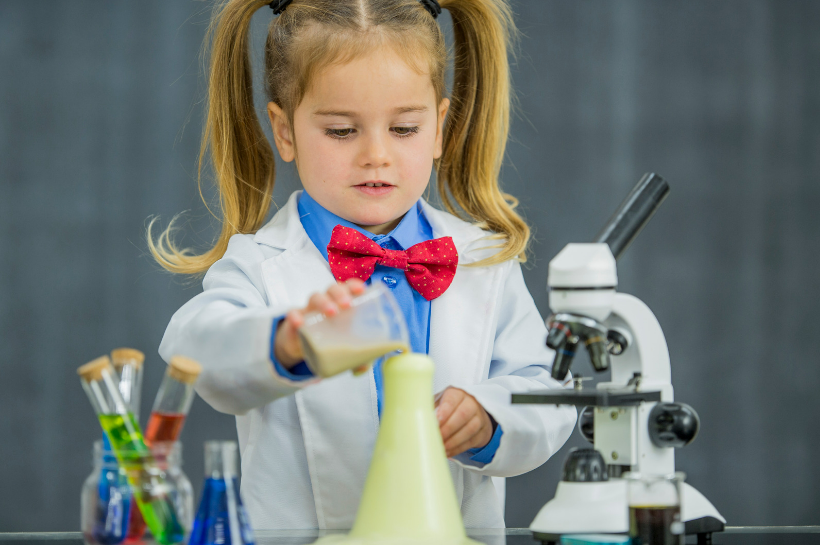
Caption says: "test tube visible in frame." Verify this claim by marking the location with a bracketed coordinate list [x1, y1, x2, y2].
[144, 356, 202, 447]
[78, 356, 186, 545]
[109, 351, 147, 545]
[110, 348, 145, 422]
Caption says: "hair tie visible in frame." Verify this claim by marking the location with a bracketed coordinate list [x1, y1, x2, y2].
[270, 0, 293, 14]
[419, 0, 442, 19]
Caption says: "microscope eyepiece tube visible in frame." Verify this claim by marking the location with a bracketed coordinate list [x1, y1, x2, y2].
[594, 172, 670, 260]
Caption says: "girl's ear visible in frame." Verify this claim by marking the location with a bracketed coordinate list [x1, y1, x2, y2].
[267, 102, 295, 162]
[434, 97, 450, 160]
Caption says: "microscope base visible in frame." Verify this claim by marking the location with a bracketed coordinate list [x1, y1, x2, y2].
[529, 480, 725, 541]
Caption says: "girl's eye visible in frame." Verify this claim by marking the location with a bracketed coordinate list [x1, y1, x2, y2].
[392, 126, 419, 138]
[325, 128, 355, 139]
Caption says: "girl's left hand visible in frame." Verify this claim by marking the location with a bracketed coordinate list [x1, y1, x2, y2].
[435, 387, 495, 458]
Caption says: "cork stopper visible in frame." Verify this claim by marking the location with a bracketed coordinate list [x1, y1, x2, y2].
[111, 348, 145, 369]
[77, 355, 114, 382]
[168, 355, 202, 384]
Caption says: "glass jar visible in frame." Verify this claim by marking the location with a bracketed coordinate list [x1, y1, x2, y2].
[626, 472, 685, 545]
[81, 440, 194, 545]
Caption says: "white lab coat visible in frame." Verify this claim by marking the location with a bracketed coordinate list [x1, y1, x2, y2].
[159, 190, 575, 530]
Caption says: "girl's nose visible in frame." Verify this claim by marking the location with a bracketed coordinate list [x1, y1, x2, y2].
[358, 131, 391, 168]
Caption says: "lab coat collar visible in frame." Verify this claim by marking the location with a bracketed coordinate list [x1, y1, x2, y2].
[297, 190, 430, 260]
[255, 190, 493, 265]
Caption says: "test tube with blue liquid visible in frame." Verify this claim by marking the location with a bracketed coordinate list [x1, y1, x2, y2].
[189, 441, 255, 545]
[78, 356, 186, 545]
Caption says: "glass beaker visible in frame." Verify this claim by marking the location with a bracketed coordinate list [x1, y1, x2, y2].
[82, 440, 194, 545]
[189, 441, 255, 545]
[298, 283, 410, 377]
[82, 441, 131, 545]
[626, 472, 685, 545]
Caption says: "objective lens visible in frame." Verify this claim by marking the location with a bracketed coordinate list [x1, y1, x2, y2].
[584, 335, 610, 372]
[546, 321, 571, 350]
[550, 340, 577, 381]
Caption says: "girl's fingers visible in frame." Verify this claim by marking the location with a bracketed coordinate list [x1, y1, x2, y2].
[345, 278, 366, 294]
[286, 309, 304, 329]
[439, 396, 473, 443]
[444, 414, 486, 456]
[327, 283, 353, 309]
[308, 292, 338, 316]
[436, 387, 465, 427]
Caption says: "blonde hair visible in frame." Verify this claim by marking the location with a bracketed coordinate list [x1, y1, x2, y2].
[148, 0, 529, 274]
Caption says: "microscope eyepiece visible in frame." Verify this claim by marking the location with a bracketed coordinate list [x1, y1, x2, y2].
[594, 172, 670, 260]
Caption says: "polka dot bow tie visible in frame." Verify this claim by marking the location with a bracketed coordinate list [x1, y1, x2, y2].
[327, 225, 458, 301]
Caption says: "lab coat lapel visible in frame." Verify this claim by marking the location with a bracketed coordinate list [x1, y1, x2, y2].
[255, 192, 379, 529]
[421, 201, 505, 505]
[422, 201, 503, 395]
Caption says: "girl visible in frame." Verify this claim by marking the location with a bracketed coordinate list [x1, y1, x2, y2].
[150, 0, 575, 530]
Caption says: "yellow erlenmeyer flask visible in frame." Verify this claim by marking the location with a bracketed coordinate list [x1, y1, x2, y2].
[316, 353, 480, 545]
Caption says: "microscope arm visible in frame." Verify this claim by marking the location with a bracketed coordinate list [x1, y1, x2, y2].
[599, 293, 674, 401]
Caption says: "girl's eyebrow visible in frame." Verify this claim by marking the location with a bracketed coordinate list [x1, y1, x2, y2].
[312, 105, 429, 118]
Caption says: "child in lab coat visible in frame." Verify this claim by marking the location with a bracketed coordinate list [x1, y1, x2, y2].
[150, 0, 575, 530]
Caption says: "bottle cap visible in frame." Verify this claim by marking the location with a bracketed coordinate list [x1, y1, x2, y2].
[168, 355, 203, 384]
[77, 355, 114, 382]
[110, 347, 145, 368]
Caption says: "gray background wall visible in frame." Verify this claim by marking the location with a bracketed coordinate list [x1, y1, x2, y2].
[1, 0, 818, 532]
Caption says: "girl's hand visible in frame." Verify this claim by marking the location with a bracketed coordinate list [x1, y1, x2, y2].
[274, 278, 367, 369]
[435, 387, 495, 458]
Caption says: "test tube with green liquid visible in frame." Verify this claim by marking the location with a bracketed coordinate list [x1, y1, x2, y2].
[78, 356, 186, 544]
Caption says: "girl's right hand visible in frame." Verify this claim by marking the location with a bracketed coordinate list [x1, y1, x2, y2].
[274, 278, 367, 369]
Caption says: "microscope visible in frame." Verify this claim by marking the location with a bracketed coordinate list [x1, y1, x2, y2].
[512, 174, 725, 545]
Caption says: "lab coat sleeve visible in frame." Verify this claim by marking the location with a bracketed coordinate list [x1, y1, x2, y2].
[158, 234, 318, 416]
[453, 261, 577, 477]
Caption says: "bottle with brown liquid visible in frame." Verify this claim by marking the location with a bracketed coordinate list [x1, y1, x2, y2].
[626, 472, 685, 545]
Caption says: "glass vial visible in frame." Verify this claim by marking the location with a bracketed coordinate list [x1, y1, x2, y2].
[109, 348, 146, 543]
[145, 356, 202, 446]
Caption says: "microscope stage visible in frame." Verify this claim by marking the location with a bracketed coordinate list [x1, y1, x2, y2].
[511, 389, 661, 407]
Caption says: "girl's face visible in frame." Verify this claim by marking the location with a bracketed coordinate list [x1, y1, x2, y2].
[268, 47, 449, 235]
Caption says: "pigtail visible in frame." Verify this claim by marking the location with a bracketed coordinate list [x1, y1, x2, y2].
[148, 0, 275, 275]
[437, 0, 529, 265]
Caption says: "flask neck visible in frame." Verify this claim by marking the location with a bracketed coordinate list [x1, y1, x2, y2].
[204, 441, 237, 479]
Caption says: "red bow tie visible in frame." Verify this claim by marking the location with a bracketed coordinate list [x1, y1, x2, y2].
[327, 225, 458, 301]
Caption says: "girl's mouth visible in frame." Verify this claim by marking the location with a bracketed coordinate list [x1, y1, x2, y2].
[354, 181, 395, 196]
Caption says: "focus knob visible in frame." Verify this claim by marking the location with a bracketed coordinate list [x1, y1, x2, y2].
[648, 402, 700, 448]
[562, 448, 609, 482]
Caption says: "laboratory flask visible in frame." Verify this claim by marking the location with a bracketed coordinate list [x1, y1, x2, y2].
[189, 441, 255, 545]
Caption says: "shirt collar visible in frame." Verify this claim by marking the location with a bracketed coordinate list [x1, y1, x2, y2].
[297, 190, 432, 261]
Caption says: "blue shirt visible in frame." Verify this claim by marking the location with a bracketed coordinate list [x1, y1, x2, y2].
[270, 191, 502, 464]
